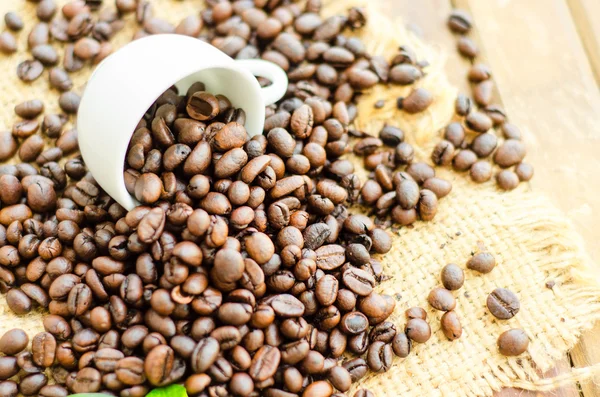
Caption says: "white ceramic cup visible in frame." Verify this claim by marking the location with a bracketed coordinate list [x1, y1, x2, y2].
[77, 34, 288, 211]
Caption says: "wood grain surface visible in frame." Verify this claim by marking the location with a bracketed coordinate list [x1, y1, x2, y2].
[396, 0, 600, 395]
[0, 0, 599, 395]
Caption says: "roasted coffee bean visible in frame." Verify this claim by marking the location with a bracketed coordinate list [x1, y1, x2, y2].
[405, 318, 431, 343]
[466, 111, 492, 133]
[5, 12, 24, 31]
[441, 264, 464, 290]
[467, 251, 495, 273]
[428, 287, 456, 311]
[0, 356, 19, 380]
[431, 140, 455, 166]
[7, 288, 32, 314]
[453, 149, 478, 172]
[457, 36, 478, 59]
[515, 162, 534, 182]
[392, 331, 411, 358]
[494, 139, 526, 168]
[487, 288, 520, 319]
[15, 100, 44, 119]
[441, 311, 462, 340]
[17, 60, 44, 82]
[32, 332, 56, 368]
[470, 160, 493, 183]
[398, 88, 433, 114]
[19, 373, 48, 395]
[448, 9, 473, 33]
[471, 133, 497, 158]
[469, 63, 492, 82]
[497, 328, 529, 356]
[342, 357, 368, 382]
[0, 32, 17, 54]
[366, 341, 392, 372]
[496, 170, 520, 190]
[0, 329, 29, 355]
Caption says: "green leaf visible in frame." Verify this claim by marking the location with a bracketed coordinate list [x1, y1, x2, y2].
[146, 384, 188, 397]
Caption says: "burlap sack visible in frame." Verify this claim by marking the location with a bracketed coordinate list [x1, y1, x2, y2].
[1, 1, 600, 396]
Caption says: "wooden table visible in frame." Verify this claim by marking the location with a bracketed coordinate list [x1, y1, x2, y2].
[391, 0, 600, 395]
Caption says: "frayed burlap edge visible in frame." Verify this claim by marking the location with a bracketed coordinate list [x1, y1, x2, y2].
[320, 0, 600, 396]
[0, 0, 600, 396]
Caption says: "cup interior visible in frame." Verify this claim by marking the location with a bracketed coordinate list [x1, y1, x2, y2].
[175, 66, 265, 137]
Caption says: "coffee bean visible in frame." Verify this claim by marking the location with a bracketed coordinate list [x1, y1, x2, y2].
[0, 329, 29, 355]
[496, 170, 520, 191]
[457, 36, 478, 59]
[494, 139, 526, 168]
[441, 264, 464, 290]
[71, 367, 101, 393]
[115, 357, 146, 386]
[453, 149, 477, 172]
[303, 380, 333, 397]
[441, 311, 462, 340]
[465, 111, 492, 133]
[515, 162, 534, 182]
[59, 91, 81, 114]
[366, 341, 392, 372]
[428, 287, 456, 311]
[469, 63, 492, 82]
[487, 288, 520, 319]
[0, 32, 17, 55]
[444, 122, 465, 147]
[15, 100, 44, 119]
[431, 140, 455, 166]
[7, 288, 32, 314]
[343, 268, 375, 296]
[470, 160, 493, 183]
[405, 318, 431, 343]
[497, 328, 529, 356]
[5, 12, 24, 31]
[502, 123, 521, 140]
[448, 9, 473, 33]
[398, 88, 433, 114]
[392, 331, 411, 358]
[0, 356, 19, 380]
[19, 373, 47, 395]
[17, 60, 44, 82]
[471, 133, 497, 157]
[32, 332, 56, 368]
[467, 251, 495, 273]
[186, 92, 219, 121]
[389, 64, 422, 85]
[38, 384, 68, 397]
[0, 131, 17, 161]
[342, 357, 368, 382]
[32, 44, 59, 66]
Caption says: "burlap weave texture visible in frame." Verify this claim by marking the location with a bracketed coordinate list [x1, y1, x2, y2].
[1, 1, 600, 396]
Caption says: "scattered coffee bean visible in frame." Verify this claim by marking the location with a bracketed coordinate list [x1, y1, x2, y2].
[467, 252, 496, 274]
[428, 287, 456, 311]
[441, 311, 462, 340]
[487, 288, 520, 319]
[441, 264, 464, 290]
[497, 328, 529, 356]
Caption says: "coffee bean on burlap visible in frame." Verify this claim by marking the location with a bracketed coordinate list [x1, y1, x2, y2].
[487, 288, 520, 319]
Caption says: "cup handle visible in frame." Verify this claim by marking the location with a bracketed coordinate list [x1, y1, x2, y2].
[235, 59, 288, 106]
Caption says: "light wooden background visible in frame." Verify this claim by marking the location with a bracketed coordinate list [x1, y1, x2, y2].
[1, 0, 599, 396]
[391, 0, 600, 396]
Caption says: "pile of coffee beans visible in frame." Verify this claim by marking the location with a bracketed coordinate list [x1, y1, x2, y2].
[352, 124, 453, 226]
[0, 1, 535, 396]
[429, 8, 533, 190]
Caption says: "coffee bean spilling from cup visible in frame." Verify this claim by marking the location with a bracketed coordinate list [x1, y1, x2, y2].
[0, 1, 532, 397]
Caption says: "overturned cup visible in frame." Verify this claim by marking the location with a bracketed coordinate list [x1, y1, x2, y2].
[77, 34, 288, 211]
